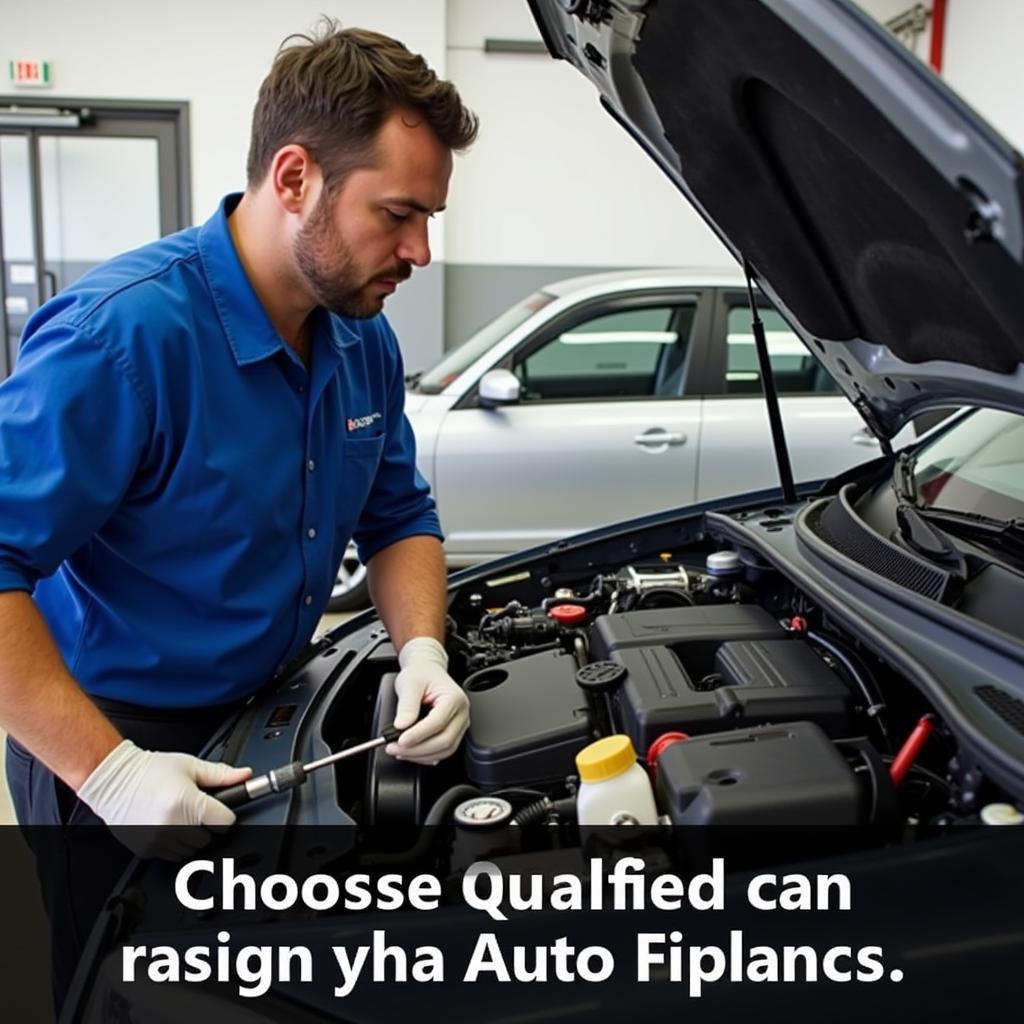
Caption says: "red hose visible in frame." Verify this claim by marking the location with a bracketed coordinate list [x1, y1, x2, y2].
[890, 714, 936, 786]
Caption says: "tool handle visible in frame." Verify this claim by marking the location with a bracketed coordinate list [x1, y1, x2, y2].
[214, 781, 253, 809]
[380, 724, 402, 744]
[212, 760, 307, 809]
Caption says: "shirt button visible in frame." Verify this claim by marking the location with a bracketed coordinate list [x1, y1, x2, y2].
[307, 528, 317, 540]
[307, 459, 316, 472]
[297, 384, 305, 394]
[304, 595, 313, 606]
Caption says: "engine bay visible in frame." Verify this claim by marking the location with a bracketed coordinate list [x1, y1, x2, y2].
[440, 551, 949, 835]
[83, 502, 1023, 1021]
[250, 510, 1022, 868]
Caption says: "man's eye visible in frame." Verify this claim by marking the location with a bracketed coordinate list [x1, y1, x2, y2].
[384, 209, 408, 222]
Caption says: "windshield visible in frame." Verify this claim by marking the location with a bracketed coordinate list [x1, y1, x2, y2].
[912, 408, 1024, 520]
[415, 291, 555, 394]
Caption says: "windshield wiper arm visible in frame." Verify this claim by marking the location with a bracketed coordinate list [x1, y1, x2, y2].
[914, 507, 1024, 557]
[890, 452, 967, 574]
[889, 451, 1024, 559]
[895, 502, 965, 568]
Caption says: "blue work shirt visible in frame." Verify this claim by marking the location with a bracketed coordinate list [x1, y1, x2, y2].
[0, 194, 442, 707]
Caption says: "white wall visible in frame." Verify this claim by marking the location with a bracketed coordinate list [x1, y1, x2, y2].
[2, 1, 1022, 274]
[942, 0, 1024, 149]
[443, 0, 1024, 272]
[1, 0, 447, 249]
[443, 0, 732, 269]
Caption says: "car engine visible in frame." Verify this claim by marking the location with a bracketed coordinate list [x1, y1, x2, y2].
[283, 534, 1007, 871]
[442, 555, 932, 834]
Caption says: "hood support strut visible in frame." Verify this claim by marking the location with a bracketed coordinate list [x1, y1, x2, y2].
[744, 260, 797, 504]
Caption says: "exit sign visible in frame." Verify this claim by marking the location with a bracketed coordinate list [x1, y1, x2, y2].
[9, 60, 51, 87]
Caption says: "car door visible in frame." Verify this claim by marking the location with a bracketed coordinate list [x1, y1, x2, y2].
[432, 291, 708, 561]
[695, 290, 882, 500]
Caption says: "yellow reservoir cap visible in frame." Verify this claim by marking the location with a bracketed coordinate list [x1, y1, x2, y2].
[575, 735, 638, 783]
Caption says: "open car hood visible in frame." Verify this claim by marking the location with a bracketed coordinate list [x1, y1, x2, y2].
[528, 0, 1024, 438]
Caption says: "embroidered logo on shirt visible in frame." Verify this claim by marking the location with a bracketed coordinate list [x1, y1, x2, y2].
[347, 411, 383, 432]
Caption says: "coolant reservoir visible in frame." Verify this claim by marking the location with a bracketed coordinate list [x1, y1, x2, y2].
[575, 735, 658, 825]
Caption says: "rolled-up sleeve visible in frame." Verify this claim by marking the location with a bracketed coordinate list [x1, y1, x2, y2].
[351, 328, 443, 565]
[0, 321, 149, 592]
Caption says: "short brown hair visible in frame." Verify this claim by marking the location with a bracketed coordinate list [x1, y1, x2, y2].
[246, 20, 478, 189]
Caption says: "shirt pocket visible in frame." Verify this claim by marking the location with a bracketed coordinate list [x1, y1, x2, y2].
[343, 431, 386, 466]
[340, 432, 386, 508]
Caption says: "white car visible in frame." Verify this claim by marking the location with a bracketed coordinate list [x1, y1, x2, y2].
[331, 268, 909, 609]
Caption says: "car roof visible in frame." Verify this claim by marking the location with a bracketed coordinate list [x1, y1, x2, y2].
[541, 266, 749, 298]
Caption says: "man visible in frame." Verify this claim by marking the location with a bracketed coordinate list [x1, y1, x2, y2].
[1, 21, 476, 1004]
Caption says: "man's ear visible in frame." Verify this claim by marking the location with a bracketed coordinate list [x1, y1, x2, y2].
[268, 145, 322, 216]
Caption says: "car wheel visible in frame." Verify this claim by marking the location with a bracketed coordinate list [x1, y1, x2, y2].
[327, 542, 370, 612]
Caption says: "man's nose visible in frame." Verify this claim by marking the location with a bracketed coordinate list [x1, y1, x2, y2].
[396, 220, 431, 268]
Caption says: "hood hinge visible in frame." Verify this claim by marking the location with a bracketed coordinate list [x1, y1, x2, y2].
[853, 395, 894, 456]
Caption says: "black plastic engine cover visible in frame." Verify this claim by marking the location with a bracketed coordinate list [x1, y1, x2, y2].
[590, 604, 784, 660]
[655, 721, 861, 825]
[715, 639, 851, 734]
[591, 606, 850, 751]
[463, 648, 592, 788]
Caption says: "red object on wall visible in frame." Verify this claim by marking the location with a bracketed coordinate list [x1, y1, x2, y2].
[930, 0, 947, 74]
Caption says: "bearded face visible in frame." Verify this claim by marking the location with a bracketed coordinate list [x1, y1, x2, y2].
[294, 190, 411, 319]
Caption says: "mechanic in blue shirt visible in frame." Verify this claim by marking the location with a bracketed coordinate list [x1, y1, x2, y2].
[1, 22, 477, 1002]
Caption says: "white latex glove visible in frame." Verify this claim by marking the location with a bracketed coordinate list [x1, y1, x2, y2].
[77, 739, 252, 860]
[386, 636, 469, 765]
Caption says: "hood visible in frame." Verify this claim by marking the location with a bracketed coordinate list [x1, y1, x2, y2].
[528, 0, 1024, 438]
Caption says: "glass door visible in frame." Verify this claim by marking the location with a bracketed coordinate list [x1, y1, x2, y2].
[0, 100, 190, 376]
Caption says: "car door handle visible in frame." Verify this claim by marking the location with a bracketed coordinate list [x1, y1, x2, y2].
[850, 429, 880, 447]
[634, 430, 687, 447]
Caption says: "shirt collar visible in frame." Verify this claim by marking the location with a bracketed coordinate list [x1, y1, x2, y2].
[198, 194, 373, 364]
[198, 194, 286, 366]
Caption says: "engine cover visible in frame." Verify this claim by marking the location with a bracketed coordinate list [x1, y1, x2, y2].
[594, 607, 852, 752]
[463, 648, 593, 788]
[654, 721, 862, 825]
[462, 606, 852, 789]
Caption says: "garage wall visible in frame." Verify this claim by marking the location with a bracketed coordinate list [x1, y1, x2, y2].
[441, 0, 733, 349]
[441, 0, 1024, 351]
[942, 0, 1024, 150]
[3, 1, 1023, 367]
[0, 0, 449, 371]
[1, 0, 446, 226]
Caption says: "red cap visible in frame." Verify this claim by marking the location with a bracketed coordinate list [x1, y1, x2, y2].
[789, 615, 809, 633]
[548, 604, 587, 626]
[646, 731, 689, 773]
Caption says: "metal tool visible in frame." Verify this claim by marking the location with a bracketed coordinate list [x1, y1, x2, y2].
[214, 725, 402, 809]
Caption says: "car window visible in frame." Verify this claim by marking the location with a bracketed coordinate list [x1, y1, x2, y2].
[514, 303, 695, 402]
[723, 306, 837, 395]
[416, 290, 555, 394]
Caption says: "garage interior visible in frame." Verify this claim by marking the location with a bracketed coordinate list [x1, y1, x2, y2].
[0, 0, 1019, 815]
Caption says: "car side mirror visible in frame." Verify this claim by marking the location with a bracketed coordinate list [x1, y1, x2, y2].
[478, 368, 522, 408]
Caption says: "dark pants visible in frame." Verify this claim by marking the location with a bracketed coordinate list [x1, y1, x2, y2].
[5, 698, 238, 1016]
